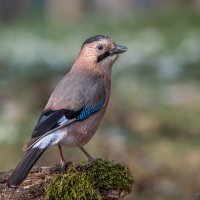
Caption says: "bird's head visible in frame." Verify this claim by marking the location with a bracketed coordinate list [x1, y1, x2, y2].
[74, 35, 127, 76]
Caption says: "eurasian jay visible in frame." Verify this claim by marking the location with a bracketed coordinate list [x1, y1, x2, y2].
[8, 35, 127, 188]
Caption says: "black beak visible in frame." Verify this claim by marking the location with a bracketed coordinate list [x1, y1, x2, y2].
[109, 45, 127, 55]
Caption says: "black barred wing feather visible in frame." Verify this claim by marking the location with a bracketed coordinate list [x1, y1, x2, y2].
[76, 99, 105, 121]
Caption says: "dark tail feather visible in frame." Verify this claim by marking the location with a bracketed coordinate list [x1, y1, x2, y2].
[8, 147, 46, 188]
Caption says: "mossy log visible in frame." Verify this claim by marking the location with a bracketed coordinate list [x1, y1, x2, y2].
[0, 159, 134, 200]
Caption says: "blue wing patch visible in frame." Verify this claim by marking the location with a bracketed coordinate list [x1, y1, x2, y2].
[76, 99, 105, 121]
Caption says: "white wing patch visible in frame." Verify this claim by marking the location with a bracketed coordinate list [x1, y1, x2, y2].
[33, 130, 65, 149]
[58, 116, 69, 126]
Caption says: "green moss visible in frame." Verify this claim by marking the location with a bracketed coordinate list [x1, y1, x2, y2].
[45, 159, 134, 200]
[85, 160, 134, 194]
[44, 168, 101, 200]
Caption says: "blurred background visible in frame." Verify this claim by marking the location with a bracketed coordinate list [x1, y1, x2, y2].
[0, 0, 200, 199]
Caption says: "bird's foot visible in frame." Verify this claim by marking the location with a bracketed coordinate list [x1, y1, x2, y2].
[87, 156, 95, 164]
[87, 157, 102, 165]
[60, 160, 73, 172]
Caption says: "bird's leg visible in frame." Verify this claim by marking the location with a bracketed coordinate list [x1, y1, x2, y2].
[58, 144, 65, 166]
[58, 145, 72, 171]
[79, 147, 95, 163]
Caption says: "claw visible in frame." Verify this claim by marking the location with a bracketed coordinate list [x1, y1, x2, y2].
[61, 160, 73, 172]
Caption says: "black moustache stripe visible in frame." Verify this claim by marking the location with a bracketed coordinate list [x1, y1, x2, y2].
[97, 51, 110, 63]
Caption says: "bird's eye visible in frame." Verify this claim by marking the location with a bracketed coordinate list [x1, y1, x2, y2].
[97, 44, 104, 51]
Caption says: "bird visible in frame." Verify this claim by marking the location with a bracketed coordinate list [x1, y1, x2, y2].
[8, 35, 127, 188]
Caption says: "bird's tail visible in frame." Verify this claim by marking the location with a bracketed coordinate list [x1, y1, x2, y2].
[8, 130, 65, 188]
[8, 147, 46, 188]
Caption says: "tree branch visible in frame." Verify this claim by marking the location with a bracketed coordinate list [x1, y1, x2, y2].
[0, 160, 134, 200]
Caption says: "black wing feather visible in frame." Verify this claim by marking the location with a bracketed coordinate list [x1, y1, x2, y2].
[31, 108, 83, 139]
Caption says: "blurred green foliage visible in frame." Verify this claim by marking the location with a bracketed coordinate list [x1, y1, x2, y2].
[0, 7, 200, 200]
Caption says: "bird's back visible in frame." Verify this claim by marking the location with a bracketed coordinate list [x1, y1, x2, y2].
[45, 67, 110, 112]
